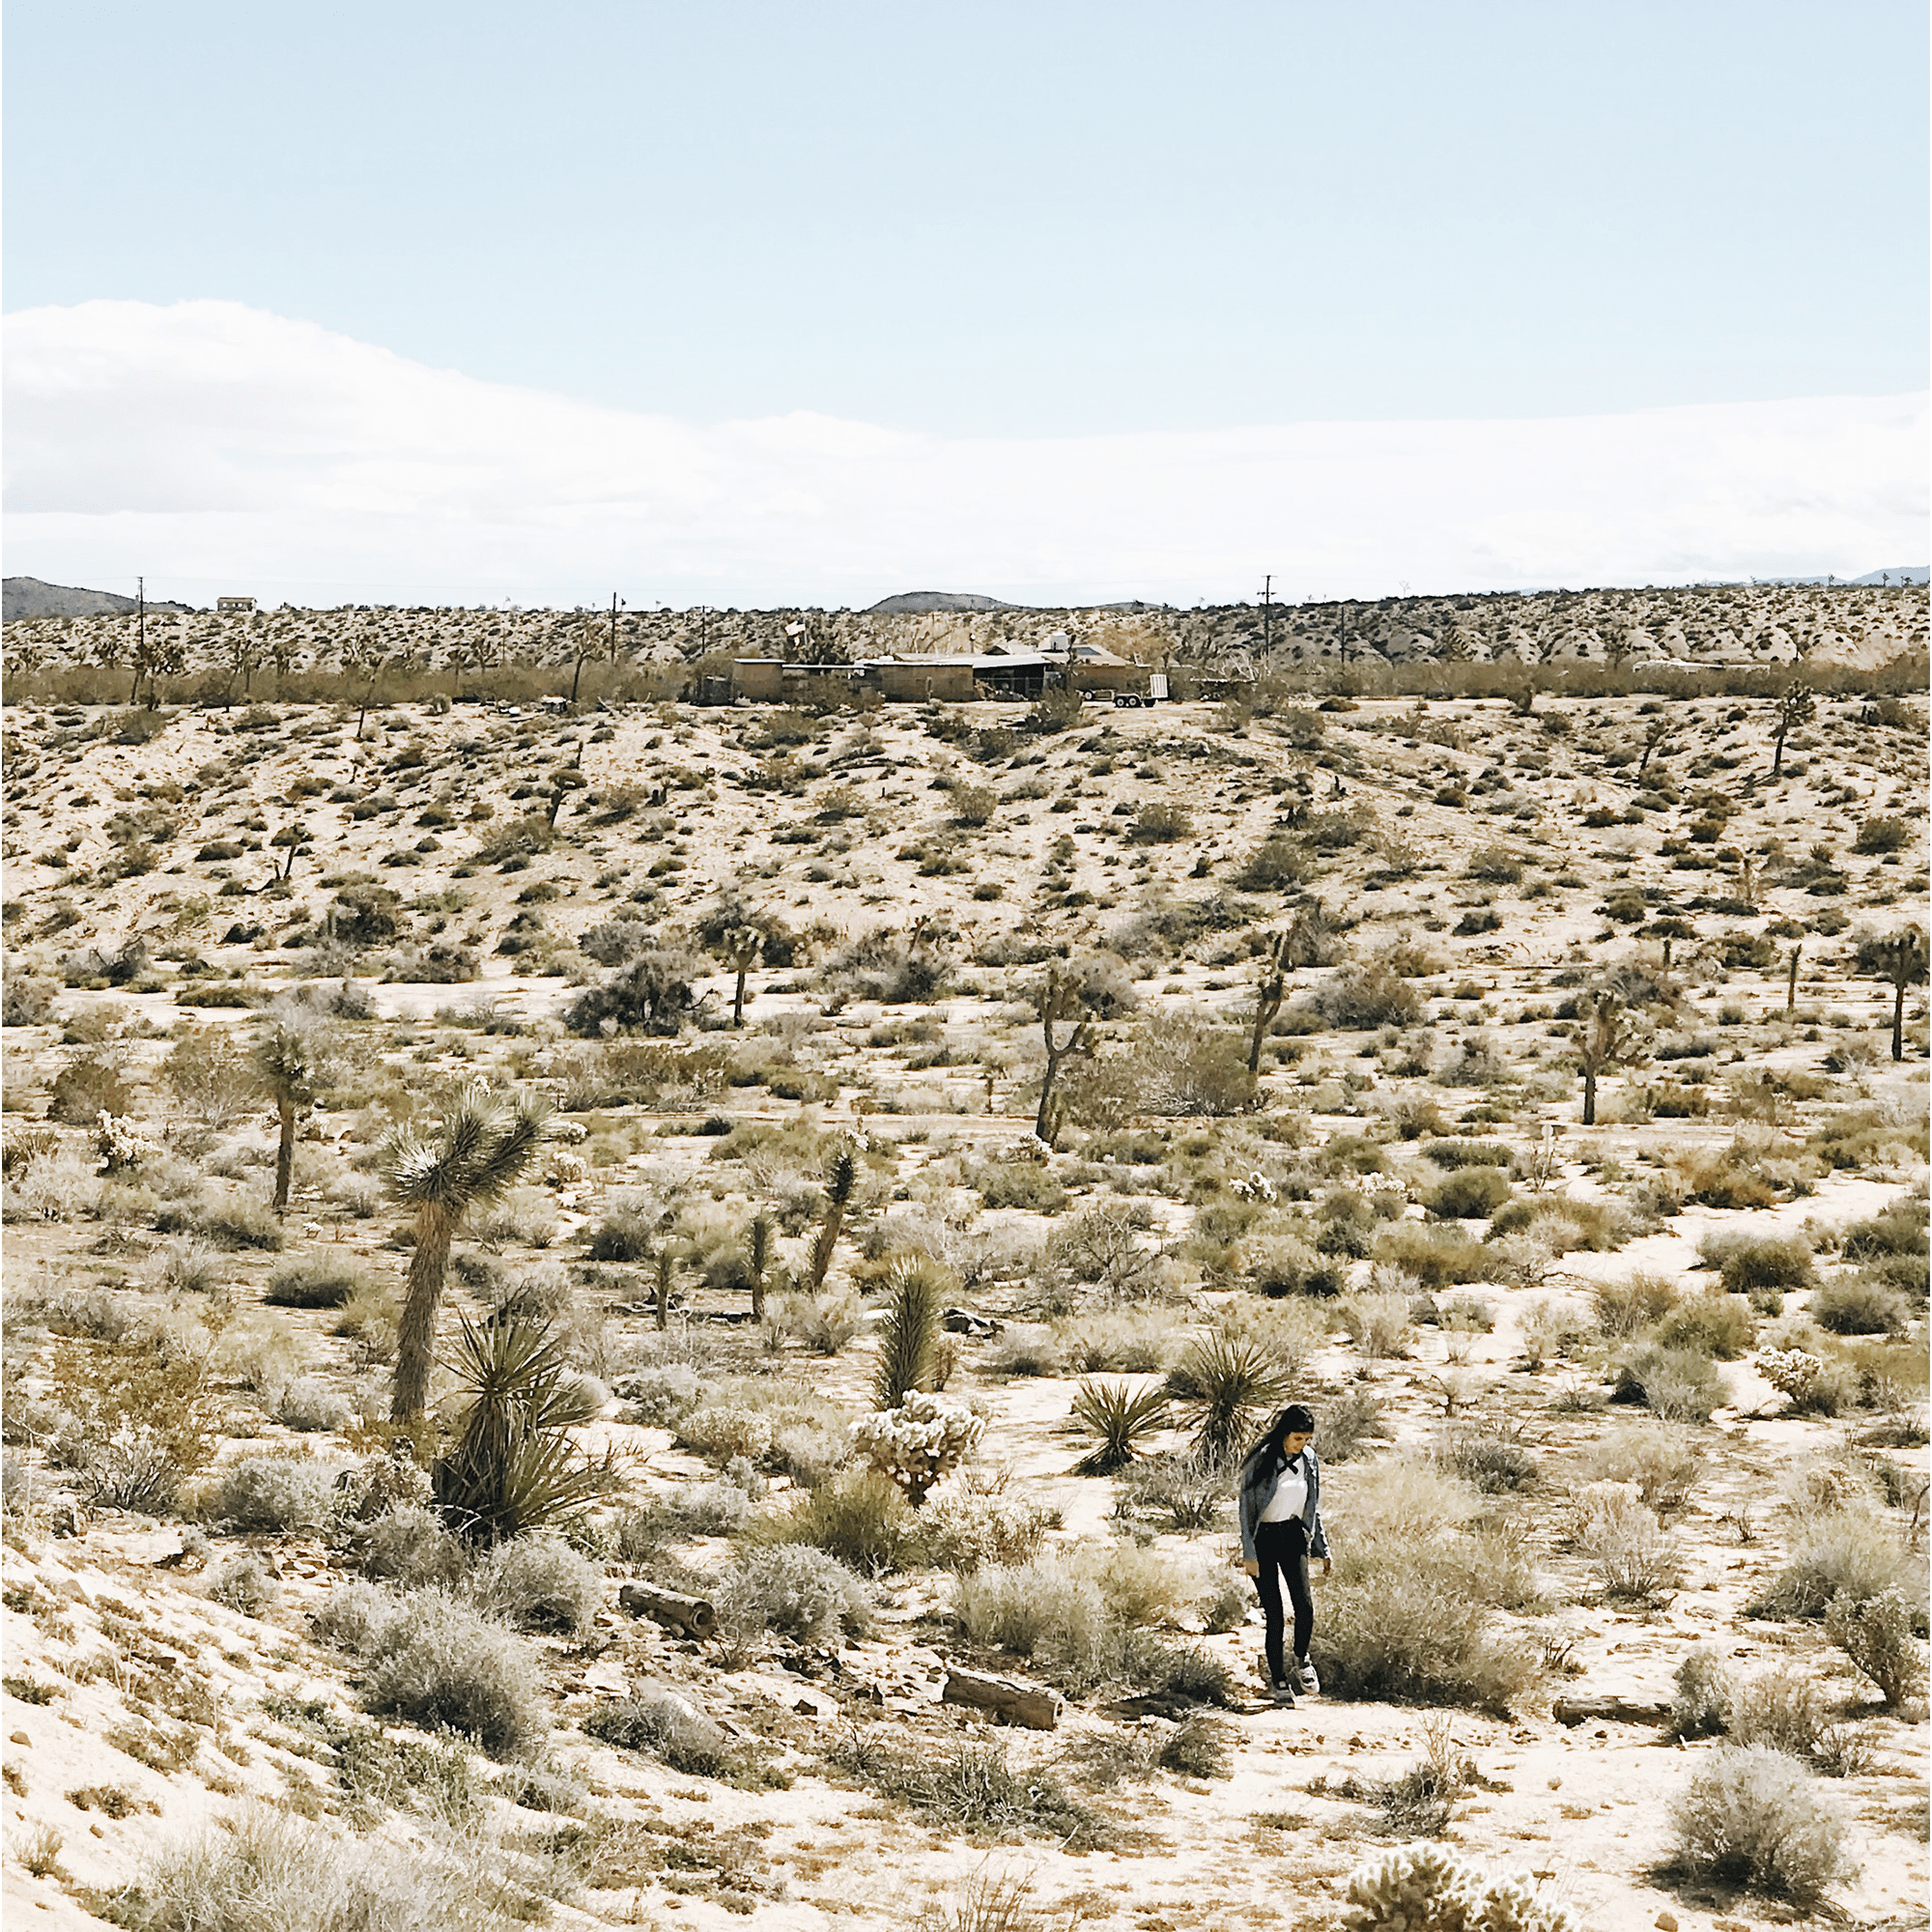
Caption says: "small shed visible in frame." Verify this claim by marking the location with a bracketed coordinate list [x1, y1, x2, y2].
[216, 595, 257, 614]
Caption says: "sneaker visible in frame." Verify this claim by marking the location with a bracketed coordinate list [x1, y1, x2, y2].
[1293, 1657, 1320, 1695]
[1268, 1679, 1298, 1706]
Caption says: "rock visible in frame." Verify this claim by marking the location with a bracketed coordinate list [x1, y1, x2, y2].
[10, 1733, 29, 1747]
[1655, 1915, 1678, 1931]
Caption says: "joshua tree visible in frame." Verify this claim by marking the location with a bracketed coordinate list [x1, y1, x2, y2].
[1247, 929, 1290, 1075]
[1855, 926, 1930, 1063]
[1770, 680, 1815, 779]
[545, 768, 587, 827]
[747, 1212, 776, 1321]
[254, 1016, 321, 1214]
[1033, 964, 1095, 1149]
[1635, 717, 1673, 778]
[651, 1245, 678, 1332]
[1568, 989, 1646, 1127]
[806, 1149, 859, 1294]
[723, 925, 764, 1028]
[341, 635, 391, 740]
[384, 1086, 549, 1422]
[1787, 943, 1802, 1013]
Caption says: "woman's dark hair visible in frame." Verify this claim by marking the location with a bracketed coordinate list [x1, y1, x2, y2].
[1240, 1404, 1317, 1475]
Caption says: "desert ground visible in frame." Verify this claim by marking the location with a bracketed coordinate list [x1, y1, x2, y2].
[1, 625, 1926, 1932]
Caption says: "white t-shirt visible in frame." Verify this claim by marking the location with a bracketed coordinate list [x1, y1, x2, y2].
[1259, 1455, 1308, 1525]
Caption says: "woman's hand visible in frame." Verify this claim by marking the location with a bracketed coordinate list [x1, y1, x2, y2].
[1321, 1557, 1333, 1578]
[1241, 1558, 1260, 1577]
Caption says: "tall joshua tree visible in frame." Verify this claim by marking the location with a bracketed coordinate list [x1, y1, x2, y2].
[1770, 680, 1815, 780]
[806, 1149, 859, 1294]
[384, 1086, 549, 1422]
[1247, 930, 1290, 1076]
[1033, 965, 1094, 1150]
[1855, 926, 1930, 1063]
[723, 925, 764, 1029]
[254, 1016, 321, 1215]
[1569, 989, 1646, 1127]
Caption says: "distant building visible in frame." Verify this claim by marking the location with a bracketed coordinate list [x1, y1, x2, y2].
[731, 639, 1154, 705]
[216, 596, 256, 614]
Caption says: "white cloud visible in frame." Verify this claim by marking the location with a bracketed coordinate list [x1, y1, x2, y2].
[4, 298, 1924, 608]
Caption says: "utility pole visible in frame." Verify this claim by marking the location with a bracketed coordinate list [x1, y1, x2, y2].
[1259, 574, 1275, 658]
[610, 591, 622, 663]
[135, 576, 146, 704]
[1338, 601, 1349, 666]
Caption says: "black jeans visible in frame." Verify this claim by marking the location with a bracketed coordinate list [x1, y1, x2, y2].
[1253, 1517, 1313, 1685]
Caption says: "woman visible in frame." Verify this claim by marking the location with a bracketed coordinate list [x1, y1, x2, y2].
[1237, 1403, 1331, 1704]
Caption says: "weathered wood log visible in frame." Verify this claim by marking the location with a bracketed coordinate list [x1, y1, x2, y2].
[1551, 1695, 1675, 1727]
[619, 1582, 717, 1640]
[941, 1665, 1063, 1731]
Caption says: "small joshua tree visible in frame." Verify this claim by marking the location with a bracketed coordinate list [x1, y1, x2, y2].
[747, 1212, 776, 1322]
[1568, 988, 1647, 1127]
[806, 1149, 859, 1294]
[871, 1255, 945, 1409]
[1247, 930, 1290, 1075]
[384, 1085, 550, 1422]
[651, 1245, 678, 1333]
[1770, 680, 1815, 779]
[254, 1015, 321, 1214]
[1033, 964, 1094, 1150]
[723, 925, 764, 1029]
[1854, 925, 1929, 1063]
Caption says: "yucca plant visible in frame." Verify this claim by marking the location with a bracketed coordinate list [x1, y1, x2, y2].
[432, 1314, 605, 1544]
[1165, 1335, 1291, 1463]
[806, 1149, 859, 1293]
[1070, 1378, 1170, 1475]
[871, 1255, 950, 1409]
[384, 1083, 549, 1421]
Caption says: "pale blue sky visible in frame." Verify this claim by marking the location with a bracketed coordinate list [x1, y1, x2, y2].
[8, 0, 1926, 438]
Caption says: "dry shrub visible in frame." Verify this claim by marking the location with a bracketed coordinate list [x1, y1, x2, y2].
[465, 1534, 602, 1635]
[102, 1807, 531, 1932]
[1701, 1232, 1815, 1293]
[1571, 1481, 1680, 1600]
[354, 1588, 548, 1761]
[920, 1493, 1058, 1572]
[1576, 1421, 1702, 1512]
[1335, 1458, 1481, 1546]
[1750, 1509, 1923, 1620]
[199, 1452, 353, 1534]
[1315, 1550, 1541, 1714]
[1590, 1272, 1681, 1337]
[718, 1544, 872, 1645]
[1824, 1588, 1928, 1706]
[1666, 1745, 1848, 1905]
[743, 1468, 919, 1577]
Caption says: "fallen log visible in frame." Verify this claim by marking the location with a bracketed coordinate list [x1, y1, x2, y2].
[1551, 1695, 1675, 1727]
[941, 1665, 1063, 1731]
[619, 1582, 717, 1640]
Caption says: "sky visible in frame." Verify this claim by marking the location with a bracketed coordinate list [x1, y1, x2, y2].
[4, 2, 1927, 608]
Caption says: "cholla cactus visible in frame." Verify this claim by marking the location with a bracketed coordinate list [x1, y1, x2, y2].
[1344, 1846, 1573, 1932]
[1231, 1170, 1276, 1204]
[1759, 1349, 1823, 1406]
[851, 1393, 984, 1505]
[95, 1111, 159, 1173]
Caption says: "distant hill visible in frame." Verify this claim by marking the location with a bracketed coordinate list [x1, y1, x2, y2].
[1850, 567, 1928, 586]
[4, 577, 194, 619]
[867, 591, 1018, 614]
